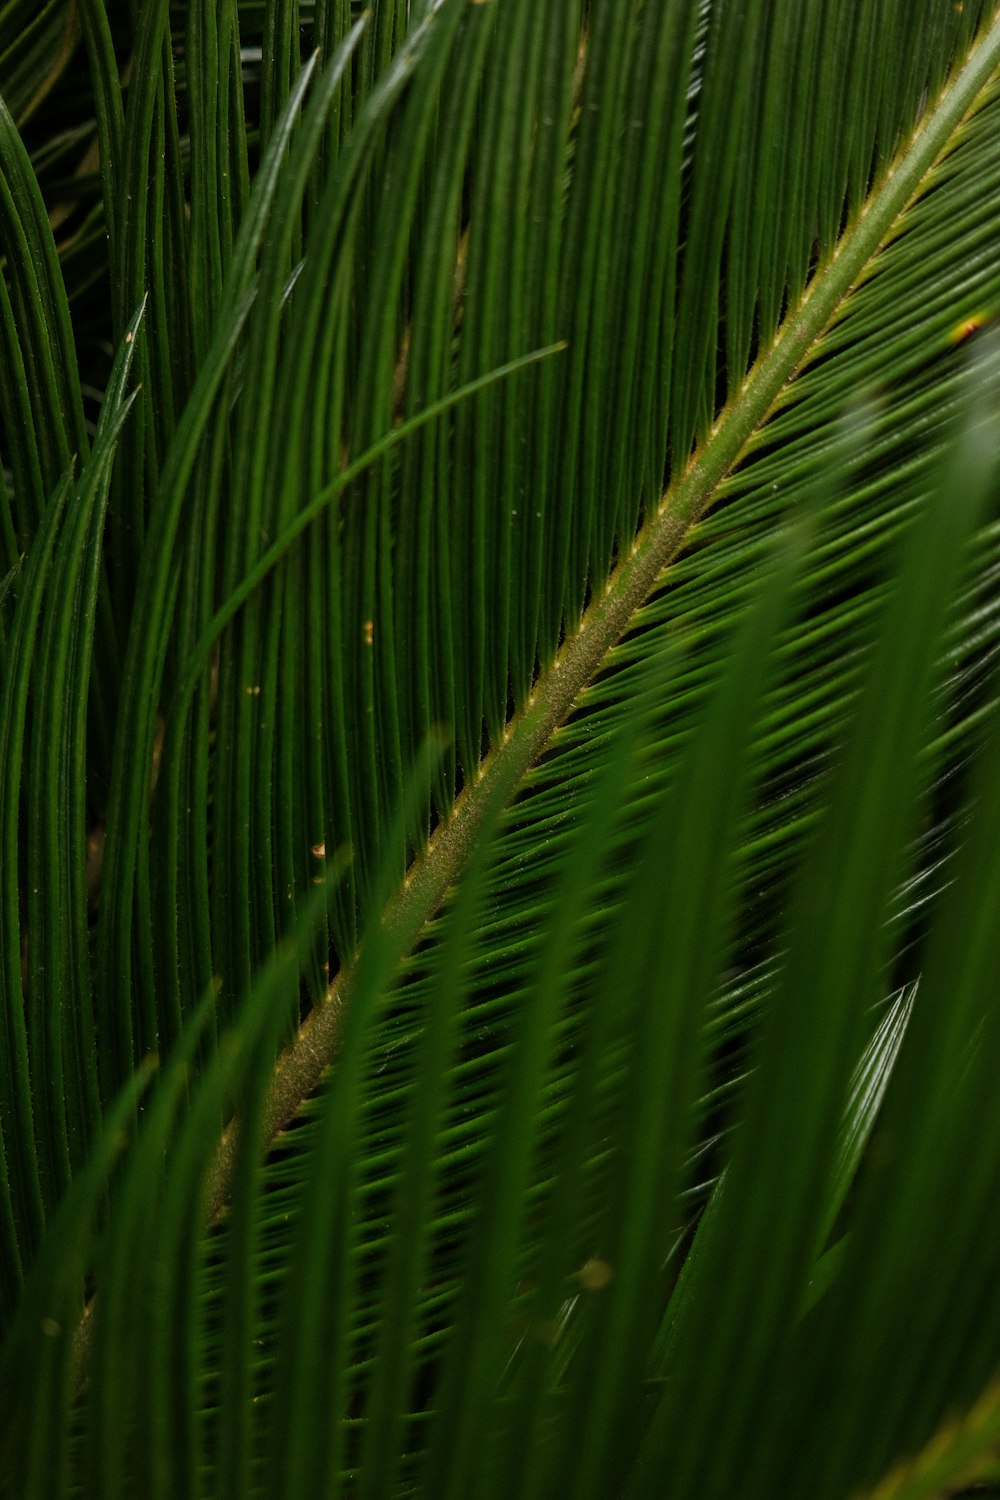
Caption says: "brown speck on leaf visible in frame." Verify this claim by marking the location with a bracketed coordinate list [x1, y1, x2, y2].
[150, 714, 165, 794]
[86, 826, 106, 911]
[362, 620, 374, 647]
[453, 227, 470, 316]
[392, 325, 411, 416]
[311, 842, 326, 858]
[245, 684, 262, 695]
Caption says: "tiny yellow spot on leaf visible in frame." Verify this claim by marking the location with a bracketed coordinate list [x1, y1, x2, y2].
[948, 312, 991, 343]
[578, 1257, 613, 1291]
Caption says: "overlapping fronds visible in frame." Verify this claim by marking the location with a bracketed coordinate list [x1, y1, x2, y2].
[1, 3, 1000, 1495]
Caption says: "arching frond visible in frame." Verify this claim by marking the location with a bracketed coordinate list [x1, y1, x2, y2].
[2, 4, 1000, 1496]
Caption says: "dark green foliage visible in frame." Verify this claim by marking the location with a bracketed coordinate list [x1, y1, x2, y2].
[1, 3, 1000, 1495]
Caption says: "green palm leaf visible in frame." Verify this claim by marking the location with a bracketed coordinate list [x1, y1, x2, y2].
[2, 3, 1000, 1495]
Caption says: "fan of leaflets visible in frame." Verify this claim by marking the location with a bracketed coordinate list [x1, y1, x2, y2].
[1, 2, 1000, 1496]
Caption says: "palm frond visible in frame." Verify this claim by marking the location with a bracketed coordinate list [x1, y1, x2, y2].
[1, 3, 1000, 1496]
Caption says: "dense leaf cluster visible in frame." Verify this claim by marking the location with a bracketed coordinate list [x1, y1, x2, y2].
[1, 2, 999, 1495]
